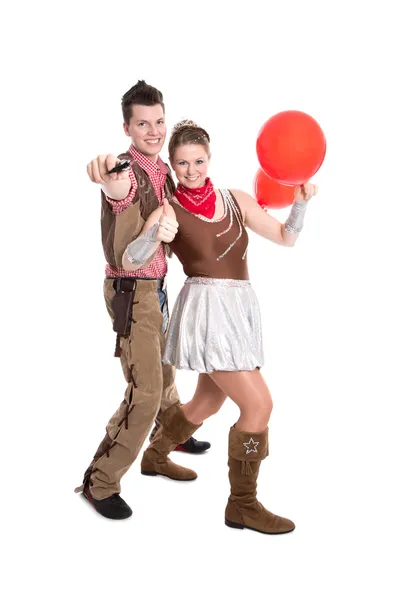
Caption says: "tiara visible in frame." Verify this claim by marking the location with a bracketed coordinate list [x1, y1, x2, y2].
[171, 119, 210, 144]
[171, 119, 199, 134]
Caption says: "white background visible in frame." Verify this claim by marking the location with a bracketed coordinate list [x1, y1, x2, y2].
[2, 1, 400, 599]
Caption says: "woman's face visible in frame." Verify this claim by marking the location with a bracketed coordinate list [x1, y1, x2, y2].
[171, 144, 210, 188]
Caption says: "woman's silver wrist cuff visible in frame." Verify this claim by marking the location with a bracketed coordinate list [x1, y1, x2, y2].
[284, 201, 308, 235]
[126, 222, 159, 266]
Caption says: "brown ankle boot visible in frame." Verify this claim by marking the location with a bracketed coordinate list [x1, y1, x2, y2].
[225, 426, 295, 534]
[141, 403, 199, 481]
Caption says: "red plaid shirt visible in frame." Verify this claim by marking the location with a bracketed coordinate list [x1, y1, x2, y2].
[105, 145, 169, 279]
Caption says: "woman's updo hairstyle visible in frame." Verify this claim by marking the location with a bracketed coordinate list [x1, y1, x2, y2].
[168, 119, 211, 161]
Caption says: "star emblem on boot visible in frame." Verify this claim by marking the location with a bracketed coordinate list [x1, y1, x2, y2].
[243, 438, 259, 454]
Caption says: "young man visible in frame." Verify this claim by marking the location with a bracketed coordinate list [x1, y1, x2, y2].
[75, 81, 210, 520]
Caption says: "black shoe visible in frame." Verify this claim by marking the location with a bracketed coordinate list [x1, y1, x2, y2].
[83, 485, 132, 520]
[174, 437, 211, 454]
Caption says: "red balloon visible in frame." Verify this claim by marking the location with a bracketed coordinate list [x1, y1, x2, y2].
[256, 110, 326, 185]
[254, 168, 294, 210]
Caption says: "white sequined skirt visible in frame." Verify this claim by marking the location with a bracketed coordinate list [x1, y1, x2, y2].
[163, 277, 264, 373]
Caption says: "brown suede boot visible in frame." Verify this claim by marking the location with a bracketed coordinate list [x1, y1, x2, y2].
[225, 426, 295, 534]
[141, 403, 199, 481]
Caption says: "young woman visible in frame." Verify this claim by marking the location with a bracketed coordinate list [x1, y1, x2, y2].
[122, 120, 318, 534]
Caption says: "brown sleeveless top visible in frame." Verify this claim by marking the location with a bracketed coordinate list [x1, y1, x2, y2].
[169, 189, 249, 279]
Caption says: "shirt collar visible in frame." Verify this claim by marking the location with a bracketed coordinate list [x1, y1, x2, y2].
[128, 144, 169, 176]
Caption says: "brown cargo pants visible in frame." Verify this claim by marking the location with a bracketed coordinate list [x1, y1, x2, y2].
[76, 278, 179, 500]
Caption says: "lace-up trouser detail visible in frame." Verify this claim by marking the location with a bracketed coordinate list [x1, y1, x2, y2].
[76, 279, 179, 500]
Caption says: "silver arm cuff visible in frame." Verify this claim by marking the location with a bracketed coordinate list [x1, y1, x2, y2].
[126, 222, 160, 266]
[284, 201, 308, 235]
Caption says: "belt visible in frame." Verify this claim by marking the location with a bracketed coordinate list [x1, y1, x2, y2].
[111, 277, 165, 293]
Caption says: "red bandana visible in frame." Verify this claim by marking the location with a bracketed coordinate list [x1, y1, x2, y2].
[174, 178, 217, 219]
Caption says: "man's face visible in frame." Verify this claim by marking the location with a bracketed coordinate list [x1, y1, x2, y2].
[124, 104, 166, 160]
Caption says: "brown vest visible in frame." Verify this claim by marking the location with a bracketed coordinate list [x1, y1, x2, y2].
[170, 190, 249, 279]
[101, 153, 175, 270]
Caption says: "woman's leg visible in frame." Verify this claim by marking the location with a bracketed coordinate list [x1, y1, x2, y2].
[181, 374, 227, 424]
[208, 369, 272, 431]
[208, 369, 294, 535]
